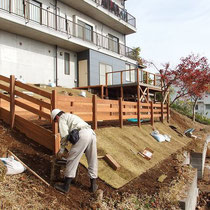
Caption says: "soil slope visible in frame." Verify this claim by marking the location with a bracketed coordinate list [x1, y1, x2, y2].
[0, 109, 209, 209]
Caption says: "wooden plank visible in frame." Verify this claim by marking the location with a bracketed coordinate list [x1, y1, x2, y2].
[54, 133, 60, 154]
[15, 81, 51, 99]
[137, 99, 141, 127]
[119, 98, 123, 128]
[15, 90, 51, 109]
[104, 154, 120, 170]
[139, 114, 151, 119]
[14, 115, 54, 151]
[97, 115, 119, 121]
[73, 112, 93, 115]
[141, 103, 151, 106]
[0, 92, 10, 102]
[68, 106, 93, 112]
[123, 115, 137, 120]
[15, 100, 51, 120]
[151, 101, 154, 126]
[0, 75, 10, 83]
[51, 90, 58, 135]
[154, 114, 161, 117]
[122, 101, 137, 106]
[139, 108, 150, 112]
[97, 99, 119, 105]
[92, 95, 97, 130]
[122, 108, 137, 112]
[8, 150, 50, 186]
[153, 104, 161, 108]
[97, 108, 119, 113]
[0, 84, 10, 92]
[57, 95, 92, 103]
[153, 109, 161, 113]
[0, 108, 10, 124]
[161, 102, 164, 122]
[10, 75, 15, 128]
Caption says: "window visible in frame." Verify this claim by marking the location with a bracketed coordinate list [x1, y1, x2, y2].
[125, 64, 135, 82]
[108, 34, 119, 53]
[99, 63, 113, 85]
[64, 52, 70, 75]
[30, 0, 41, 23]
[206, 104, 210, 110]
[78, 20, 93, 42]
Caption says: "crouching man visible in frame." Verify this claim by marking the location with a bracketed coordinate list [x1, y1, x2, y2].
[51, 109, 98, 193]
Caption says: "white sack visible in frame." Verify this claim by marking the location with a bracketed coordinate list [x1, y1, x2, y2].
[0, 156, 26, 175]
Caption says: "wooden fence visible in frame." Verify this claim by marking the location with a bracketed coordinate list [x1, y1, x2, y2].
[0, 75, 170, 154]
[57, 94, 169, 129]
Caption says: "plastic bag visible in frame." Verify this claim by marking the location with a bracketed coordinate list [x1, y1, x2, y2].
[0, 156, 26, 175]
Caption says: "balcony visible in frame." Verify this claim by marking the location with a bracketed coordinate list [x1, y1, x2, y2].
[0, 0, 135, 60]
[59, 0, 136, 35]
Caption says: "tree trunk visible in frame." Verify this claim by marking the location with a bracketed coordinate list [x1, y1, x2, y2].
[192, 98, 198, 122]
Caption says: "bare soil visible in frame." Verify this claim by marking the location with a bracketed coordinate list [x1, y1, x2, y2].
[0, 109, 209, 209]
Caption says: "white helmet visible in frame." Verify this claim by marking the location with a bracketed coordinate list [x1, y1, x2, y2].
[51, 109, 61, 120]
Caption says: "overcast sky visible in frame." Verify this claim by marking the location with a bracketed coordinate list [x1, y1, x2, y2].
[126, 0, 210, 71]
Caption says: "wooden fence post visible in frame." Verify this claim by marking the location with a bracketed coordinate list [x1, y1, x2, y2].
[119, 97, 123, 128]
[52, 90, 58, 134]
[92, 94, 97, 130]
[51, 90, 59, 154]
[137, 99, 141, 127]
[161, 102, 164, 123]
[150, 101, 154, 126]
[167, 94, 170, 123]
[10, 75, 15, 128]
[39, 99, 43, 120]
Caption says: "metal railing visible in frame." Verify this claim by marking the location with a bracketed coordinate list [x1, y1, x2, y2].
[92, 0, 136, 27]
[0, 0, 134, 59]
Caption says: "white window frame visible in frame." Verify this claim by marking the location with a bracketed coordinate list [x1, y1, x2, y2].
[125, 63, 135, 82]
[99, 63, 113, 85]
[64, 52, 70, 75]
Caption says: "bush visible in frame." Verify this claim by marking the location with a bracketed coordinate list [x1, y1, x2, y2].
[171, 102, 210, 125]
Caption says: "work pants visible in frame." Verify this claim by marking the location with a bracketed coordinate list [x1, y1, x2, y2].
[65, 128, 98, 179]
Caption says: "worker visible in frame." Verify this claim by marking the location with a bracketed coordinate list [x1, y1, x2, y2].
[51, 109, 98, 193]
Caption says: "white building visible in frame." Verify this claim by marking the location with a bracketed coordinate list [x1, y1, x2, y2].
[0, 0, 137, 88]
[196, 87, 210, 119]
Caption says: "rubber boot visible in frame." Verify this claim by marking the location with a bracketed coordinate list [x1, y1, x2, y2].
[90, 178, 98, 193]
[54, 177, 72, 193]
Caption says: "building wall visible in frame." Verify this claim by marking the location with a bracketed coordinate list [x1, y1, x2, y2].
[197, 92, 210, 118]
[0, 30, 77, 87]
[89, 49, 136, 85]
[0, 30, 55, 84]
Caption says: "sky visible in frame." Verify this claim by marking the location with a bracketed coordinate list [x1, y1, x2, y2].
[125, 0, 210, 72]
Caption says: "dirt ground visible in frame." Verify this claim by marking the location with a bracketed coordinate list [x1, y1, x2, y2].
[0, 109, 209, 209]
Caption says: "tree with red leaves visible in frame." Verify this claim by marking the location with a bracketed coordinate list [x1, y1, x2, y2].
[160, 54, 210, 121]
[176, 54, 210, 121]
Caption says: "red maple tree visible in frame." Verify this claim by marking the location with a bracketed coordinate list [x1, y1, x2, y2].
[160, 54, 210, 121]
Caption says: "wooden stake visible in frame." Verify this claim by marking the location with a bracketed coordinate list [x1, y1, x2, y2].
[7, 150, 50, 187]
[10, 75, 15, 128]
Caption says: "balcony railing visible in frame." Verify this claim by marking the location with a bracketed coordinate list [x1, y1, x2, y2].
[105, 69, 162, 88]
[92, 0, 136, 28]
[0, 0, 134, 59]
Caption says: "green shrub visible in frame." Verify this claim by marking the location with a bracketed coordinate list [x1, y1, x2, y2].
[171, 102, 210, 125]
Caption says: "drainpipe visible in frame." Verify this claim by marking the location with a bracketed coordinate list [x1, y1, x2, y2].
[55, 45, 58, 86]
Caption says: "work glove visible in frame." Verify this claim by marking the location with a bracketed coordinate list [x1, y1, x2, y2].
[56, 147, 65, 159]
